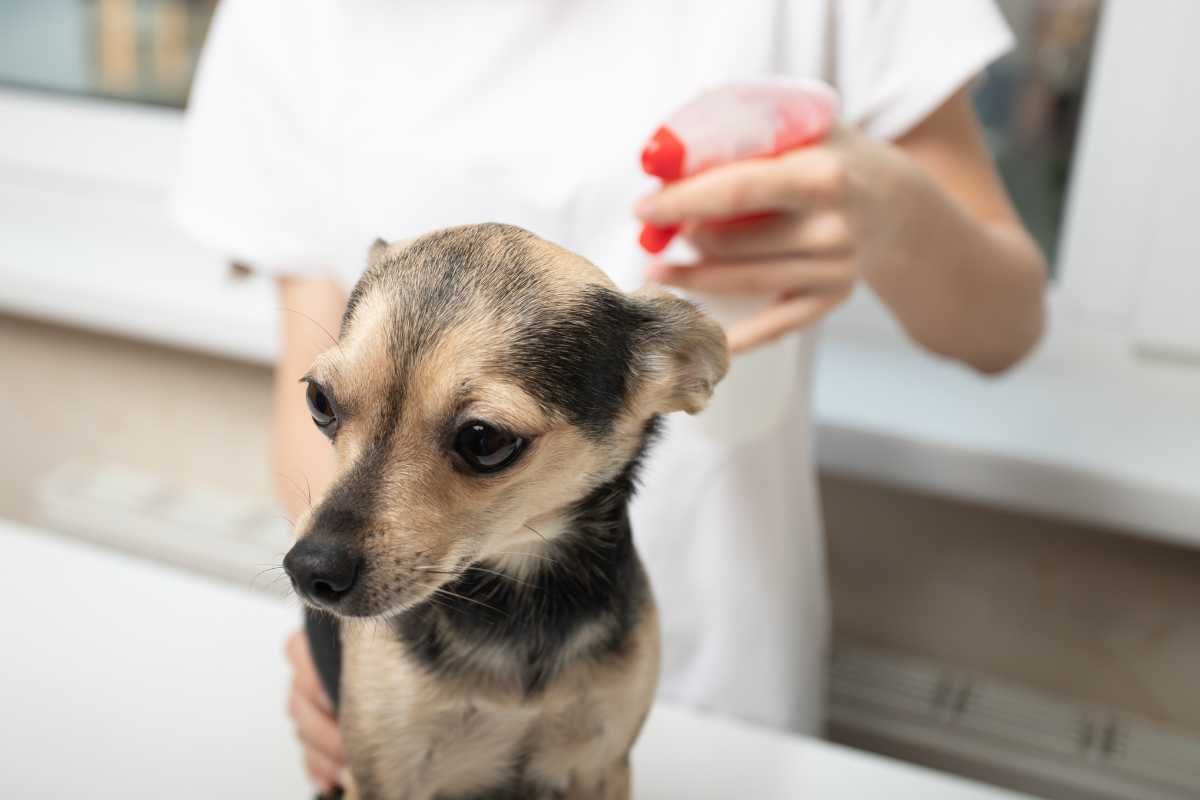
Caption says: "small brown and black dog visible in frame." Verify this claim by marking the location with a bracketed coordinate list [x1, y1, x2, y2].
[283, 224, 728, 800]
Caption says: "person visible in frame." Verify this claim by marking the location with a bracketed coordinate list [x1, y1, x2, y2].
[172, 0, 1046, 793]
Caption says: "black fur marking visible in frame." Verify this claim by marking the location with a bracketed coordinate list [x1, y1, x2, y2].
[505, 286, 654, 438]
[393, 418, 662, 696]
[307, 439, 390, 539]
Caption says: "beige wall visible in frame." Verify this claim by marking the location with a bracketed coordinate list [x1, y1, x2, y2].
[5, 312, 1199, 733]
[824, 473, 1200, 732]
[0, 314, 275, 519]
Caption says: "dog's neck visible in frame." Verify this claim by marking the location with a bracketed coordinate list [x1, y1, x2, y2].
[391, 418, 659, 695]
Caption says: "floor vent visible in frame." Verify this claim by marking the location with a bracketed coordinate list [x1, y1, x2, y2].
[829, 646, 1200, 800]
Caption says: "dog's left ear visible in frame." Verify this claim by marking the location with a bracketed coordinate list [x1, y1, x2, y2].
[368, 237, 391, 268]
[632, 286, 730, 415]
[367, 236, 418, 269]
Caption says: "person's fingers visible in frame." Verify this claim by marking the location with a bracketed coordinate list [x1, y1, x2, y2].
[726, 289, 851, 354]
[688, 210, 852, 260]
[304, 748, 341, 795]
[647, 257, 854, 296]
[635, 146, 848, 224]
[290, 687, 348, 764]
[285, 630, 333, 714]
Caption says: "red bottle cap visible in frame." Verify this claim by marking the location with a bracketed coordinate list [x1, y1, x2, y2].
[641, 126, 685, 181]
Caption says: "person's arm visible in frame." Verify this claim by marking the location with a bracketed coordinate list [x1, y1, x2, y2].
[274, 276, 346, 521]
[274, 276, 350, 794]
[869, 89, 1046, 373]
[636, 89, 1047, 374]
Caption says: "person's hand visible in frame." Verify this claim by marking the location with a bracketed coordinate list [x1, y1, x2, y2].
[285, 629, 347, 794]
[635, 128, 910, 354]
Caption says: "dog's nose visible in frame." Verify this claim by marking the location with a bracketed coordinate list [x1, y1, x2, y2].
[283, 537, 360, 606]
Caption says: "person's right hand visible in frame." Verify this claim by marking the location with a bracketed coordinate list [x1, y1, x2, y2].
[285, 629, 347, 794]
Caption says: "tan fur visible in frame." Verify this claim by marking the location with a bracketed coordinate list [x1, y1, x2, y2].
[340, 609, 658, 800]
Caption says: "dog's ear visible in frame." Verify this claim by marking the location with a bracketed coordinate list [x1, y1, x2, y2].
[368, 237, 391, 268]
[367, 236, 418, 269]
[632, 286, 730, 415]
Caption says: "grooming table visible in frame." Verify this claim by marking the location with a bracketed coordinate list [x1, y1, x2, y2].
[0, 519, 1031, 799]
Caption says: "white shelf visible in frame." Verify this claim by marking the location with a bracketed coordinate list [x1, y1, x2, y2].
[814, 317, 1200, 548]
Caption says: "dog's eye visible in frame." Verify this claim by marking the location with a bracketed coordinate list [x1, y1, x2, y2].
[306, 382, 337, 434]
[454, 422, 525, 474]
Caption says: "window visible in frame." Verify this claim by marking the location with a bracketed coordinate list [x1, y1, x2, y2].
[4, 0, 1197, 358]
[3, 0, 1102, 266]
[0, 0, 215, 108]
[973, 0, 1102, 273]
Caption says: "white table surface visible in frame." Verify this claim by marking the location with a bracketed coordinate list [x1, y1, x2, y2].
[1, 518, 1031, 799]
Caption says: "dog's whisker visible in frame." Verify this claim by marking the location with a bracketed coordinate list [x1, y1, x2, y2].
[425, 593, 454, 613]
[487, 550, 563, 567]
[411, 581, 469, 615]
[274, 472, 313, 510]
[413, 581, 508, 617]
[414, 565, 540, 590]
[250, 564, 286, 590]
[523, 523, 549, 544]
[278, 306, 343, 352]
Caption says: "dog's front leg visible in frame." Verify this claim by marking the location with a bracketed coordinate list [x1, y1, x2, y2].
[567, 756, 630, 800]
[336, 770, 371, 800]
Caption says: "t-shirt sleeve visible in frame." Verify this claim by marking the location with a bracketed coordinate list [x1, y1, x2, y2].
[832, 0, 1015, 140]
[169, 0, 334, 276]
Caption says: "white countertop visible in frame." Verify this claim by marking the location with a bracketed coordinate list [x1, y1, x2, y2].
[0, 518, 1032, 799]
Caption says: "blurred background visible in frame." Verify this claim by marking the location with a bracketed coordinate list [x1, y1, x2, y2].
[2, 1, 1200, 799]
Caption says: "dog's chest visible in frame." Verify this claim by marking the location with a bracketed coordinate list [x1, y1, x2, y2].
[339, 626, 632, 800]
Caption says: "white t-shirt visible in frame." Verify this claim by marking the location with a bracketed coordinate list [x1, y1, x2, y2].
[173, 0, 1011, 734]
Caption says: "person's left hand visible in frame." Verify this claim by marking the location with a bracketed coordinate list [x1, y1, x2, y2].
[635, 128, 906, 354]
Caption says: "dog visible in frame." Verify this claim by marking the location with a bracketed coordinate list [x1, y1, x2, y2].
[283, 224, 728, 800]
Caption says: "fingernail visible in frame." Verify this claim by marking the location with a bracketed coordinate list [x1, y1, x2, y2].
[338, 766, 352, 787]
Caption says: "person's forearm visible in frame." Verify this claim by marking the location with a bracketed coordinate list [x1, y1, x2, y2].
[274, 359, 337, 522]
[862, 152, 1047, 374]
[274, 277, 348, 522]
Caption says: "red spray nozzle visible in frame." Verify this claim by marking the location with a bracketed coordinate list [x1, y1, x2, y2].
[638, 223, 680, 255]
[641, 126, 686, 182]
[637, 79, 839, 254]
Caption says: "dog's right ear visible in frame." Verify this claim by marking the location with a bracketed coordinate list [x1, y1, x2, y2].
[632, 286, 730, 415]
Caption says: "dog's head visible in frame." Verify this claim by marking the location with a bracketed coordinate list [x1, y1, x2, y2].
[282, 224, 727, 618]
